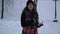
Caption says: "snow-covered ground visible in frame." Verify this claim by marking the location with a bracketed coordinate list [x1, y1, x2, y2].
[0, 19, 22, 34]
[0, 19, 60, 34]
[0, 0, 60, 34]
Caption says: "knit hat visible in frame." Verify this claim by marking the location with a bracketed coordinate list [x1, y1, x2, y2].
[26, 0, 35, 6]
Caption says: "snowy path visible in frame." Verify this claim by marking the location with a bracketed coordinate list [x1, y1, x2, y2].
[0, 19, 60, 34]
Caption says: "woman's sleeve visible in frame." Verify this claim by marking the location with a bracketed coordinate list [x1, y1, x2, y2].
[34, 12, 39, 22]
[21, 11, 25, 27]
[34, 12, 39, 27]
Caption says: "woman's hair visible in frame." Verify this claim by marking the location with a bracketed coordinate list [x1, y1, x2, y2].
[23, 0, 37, 13]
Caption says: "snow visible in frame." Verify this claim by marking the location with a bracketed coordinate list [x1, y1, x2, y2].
[0, 19, 60, 34]
[0, 0, 60, 34]
[0, 19, 22, 34]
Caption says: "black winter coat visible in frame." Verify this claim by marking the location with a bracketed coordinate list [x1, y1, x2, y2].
[21, 11, 39, 28]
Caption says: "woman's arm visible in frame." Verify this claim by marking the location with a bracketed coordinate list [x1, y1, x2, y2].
[21, 11, 25, 27]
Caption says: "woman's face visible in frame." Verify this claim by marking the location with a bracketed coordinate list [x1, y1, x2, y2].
[28, 3, 34, 11]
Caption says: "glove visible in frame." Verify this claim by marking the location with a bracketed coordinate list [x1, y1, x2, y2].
[37, 23, 43, 28]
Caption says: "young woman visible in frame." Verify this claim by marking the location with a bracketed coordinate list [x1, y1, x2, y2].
[21, 0, 43, 34]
